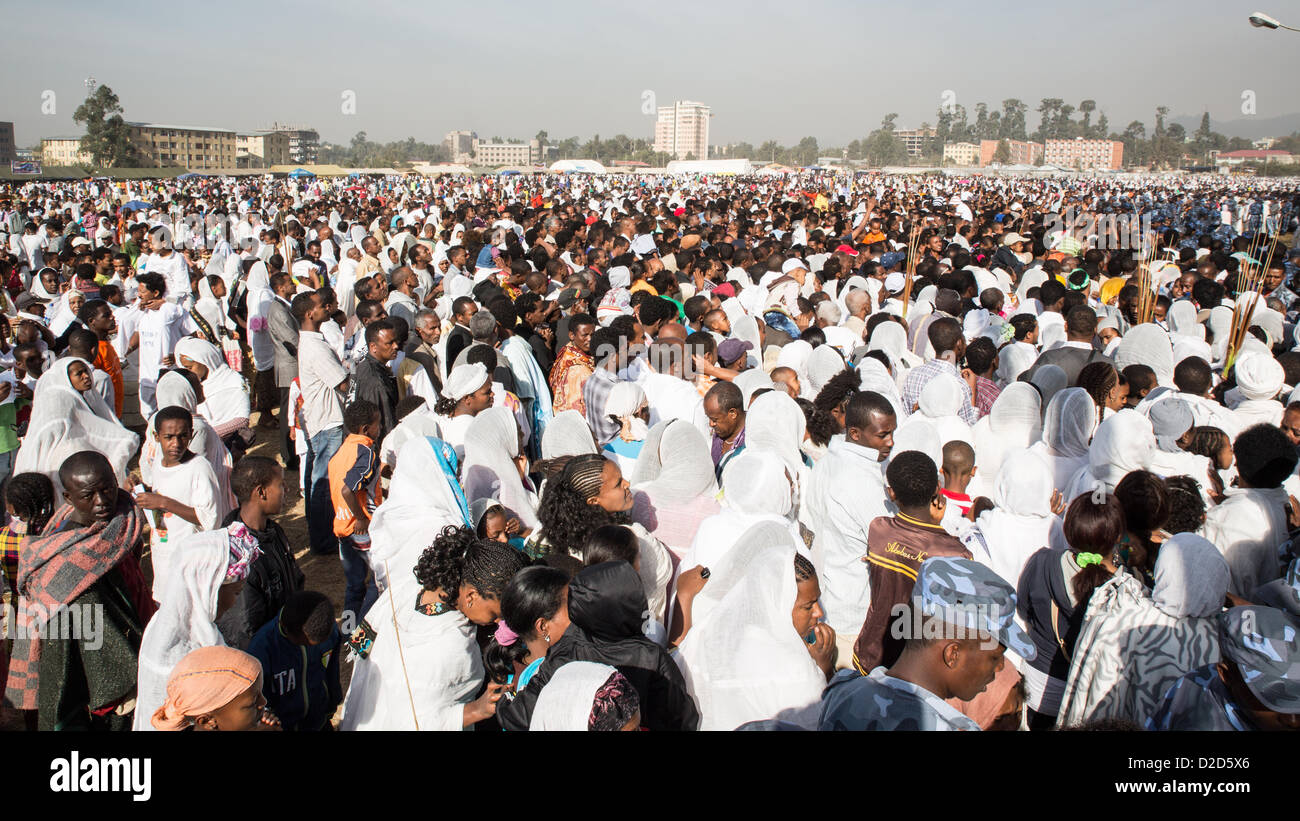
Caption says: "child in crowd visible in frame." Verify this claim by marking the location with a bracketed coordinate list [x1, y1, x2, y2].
[328, 400, 383, 625]
[248, 590, 342, 732]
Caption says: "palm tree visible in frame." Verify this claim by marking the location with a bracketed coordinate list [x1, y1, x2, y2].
[1079, 100, 1096, 138]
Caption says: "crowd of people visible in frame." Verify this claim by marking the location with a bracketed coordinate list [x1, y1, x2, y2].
[0, 167, 1299, 732]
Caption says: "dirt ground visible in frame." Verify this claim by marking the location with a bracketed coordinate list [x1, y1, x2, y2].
[0, 405, 349, 731]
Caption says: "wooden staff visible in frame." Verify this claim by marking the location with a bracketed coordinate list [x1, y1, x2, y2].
[900, 225, 921, 319]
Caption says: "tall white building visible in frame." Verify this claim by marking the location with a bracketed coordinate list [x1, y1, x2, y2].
[654, 101, 711, 160]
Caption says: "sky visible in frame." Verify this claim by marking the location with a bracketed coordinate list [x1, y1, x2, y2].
[2, 0, 1297, 150]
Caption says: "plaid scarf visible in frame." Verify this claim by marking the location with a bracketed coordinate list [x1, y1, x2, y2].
[3, 490, 148, 710]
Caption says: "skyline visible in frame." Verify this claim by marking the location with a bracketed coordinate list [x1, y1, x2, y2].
[2, 0, 1297, 149]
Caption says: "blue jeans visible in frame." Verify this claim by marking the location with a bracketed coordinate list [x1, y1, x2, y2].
[339, 535, 378, 627]
[305, 426, 344, 555]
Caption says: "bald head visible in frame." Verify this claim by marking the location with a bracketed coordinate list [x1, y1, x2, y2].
[656, 321, 688, 343]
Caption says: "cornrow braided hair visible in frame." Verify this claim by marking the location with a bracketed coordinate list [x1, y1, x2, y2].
[1077, 361, 1118, 437]
[536, 454, 628, 556]
[413, 525, 527, 604]
[5, 473, 55, 533]
[794, 552, 816, 582]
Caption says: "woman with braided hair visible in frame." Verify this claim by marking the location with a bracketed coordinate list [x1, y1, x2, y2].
[528, 453, 673, 631]
[1077, 361, 1128, 430]
[340, 525, 528, 731]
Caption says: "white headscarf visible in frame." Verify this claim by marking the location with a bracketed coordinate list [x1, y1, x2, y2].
[1065, 408, 1155, 500]
[245, 261, 275, 371]
[1030, 387, 1096, 496]
[745, 391, 807, 479]
[807, 345, 845, 397]
[175, 337, 249, 431]
[1167, 300, 1203, 341]
[1233, 352, 1284, 402]
[461, 406, 539, 531]
[1115, 323, 1175, 388]
[442, 362, 490, 402]
[14, 357, 139, 493]
[48, 289, 83, 337]
[964, 450, 1056, 588]
[683, 449, 797, 573]
[732, 368, 774, 408]
[528, 661, 623, 731]
[674, 520, 827, 730]
[776, 340, 814, 399]
[541, 409, 597, 459]
[605, 381, 648, 442]
[971, 382, 1042, 481]
[368, 436, 471, 599]
[132, 527, 234, 730]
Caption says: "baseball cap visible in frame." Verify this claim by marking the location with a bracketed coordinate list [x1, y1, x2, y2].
[880, 251, 906, 269]
[557, 287, 590, 309]
[834, 243, 859, 257]
[1002, 232, 1027, 246]
[1253, 557, 1300, 619]
[884, 272, 906, 293]
[1219, 605, 1300, 713]
[710, 282, 736, 300]
[717, 338, 753, 364]
[911, 556, 1036, 660]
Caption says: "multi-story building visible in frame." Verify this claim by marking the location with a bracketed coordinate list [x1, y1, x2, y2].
[260, 124, 319, 165]
[127, 122, 237, 169]
[445, 130, 477, 164]
[942, 142, 979, 166]
[1044, 138, 1124, 170]
[41, 136, 92, 166]
[236, 131, 291, 168]
[979, 139, 1044, 167]
[0, 122, 14, 164]
[895, 127, 936, 158]
[654, 101, 711, 160]
[470, 138, 545, 167]
[1216, 149, 1295, 169]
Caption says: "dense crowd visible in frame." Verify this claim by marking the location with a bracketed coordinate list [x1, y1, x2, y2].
[0, 168, 1298, 731]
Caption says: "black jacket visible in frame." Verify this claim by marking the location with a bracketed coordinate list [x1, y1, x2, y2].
[216, 510, 306, 650]
[497, 561, 700, 731]
[352, 353, 399, 442]
[445, 325, 473, 371]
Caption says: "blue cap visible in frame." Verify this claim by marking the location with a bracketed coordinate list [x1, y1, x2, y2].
[912, 557, 1036, 660]
[1219, 605, 1300, 713]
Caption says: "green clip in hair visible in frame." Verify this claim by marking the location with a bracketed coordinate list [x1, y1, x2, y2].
[1076, 552, 1104, 568]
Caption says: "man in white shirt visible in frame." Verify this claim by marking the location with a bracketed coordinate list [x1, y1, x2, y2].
[145, 227, 193, 310]
[296, 290, 350, 556]
[132, 272, 198, 418]
[807, 392, 896, 668]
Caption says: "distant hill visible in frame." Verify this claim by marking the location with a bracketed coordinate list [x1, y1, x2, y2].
[1171, 112, 1300, 140]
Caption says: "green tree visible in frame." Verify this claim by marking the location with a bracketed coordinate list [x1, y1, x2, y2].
[1001, 98, 1028, 140]
[864, 114, 907, 167]
[535, 129, 549, 143]
[73, 85, 135, 167]
[1078, 99, 1096, 138]
[993, 139, 1011, 164]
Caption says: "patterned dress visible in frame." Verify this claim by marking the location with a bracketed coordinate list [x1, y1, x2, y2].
[549, 344, 593, 416]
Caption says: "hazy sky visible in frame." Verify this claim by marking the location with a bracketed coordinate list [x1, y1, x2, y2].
[3, 0, 1296, 149]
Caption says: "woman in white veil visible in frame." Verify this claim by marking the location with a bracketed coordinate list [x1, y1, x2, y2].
[963, 450, 1058, 589]
[899, 373, 972, 448]
[674, 520, 830, 730]
[776, 340, 815, 399]
[134, 525, 258, 730]
[540, 409, 597, 459]
[630, 420, 720, 561]
[244, 260, 275, 376]
[14, 357, 139, 493]
[969, 382, 1042, 497]
[1028, 387, 1096, 498]
[460, 406, 540, 533]
[1114, 323, 1174, 388]
[807, 345, 846, 398]
[367, 435, 472, 600]
[1064, 408, 1155, 501]
[681, 449, 798, 579]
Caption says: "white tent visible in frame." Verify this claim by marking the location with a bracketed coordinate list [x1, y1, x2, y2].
[664, 158, 754, 175]
[549, 159, 608, 174]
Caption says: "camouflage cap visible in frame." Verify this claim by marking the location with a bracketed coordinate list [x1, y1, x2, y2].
[1251, 557, 1300, 619]
[912, 556, 1036, 661]
[1219, 605, 1300, 714]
